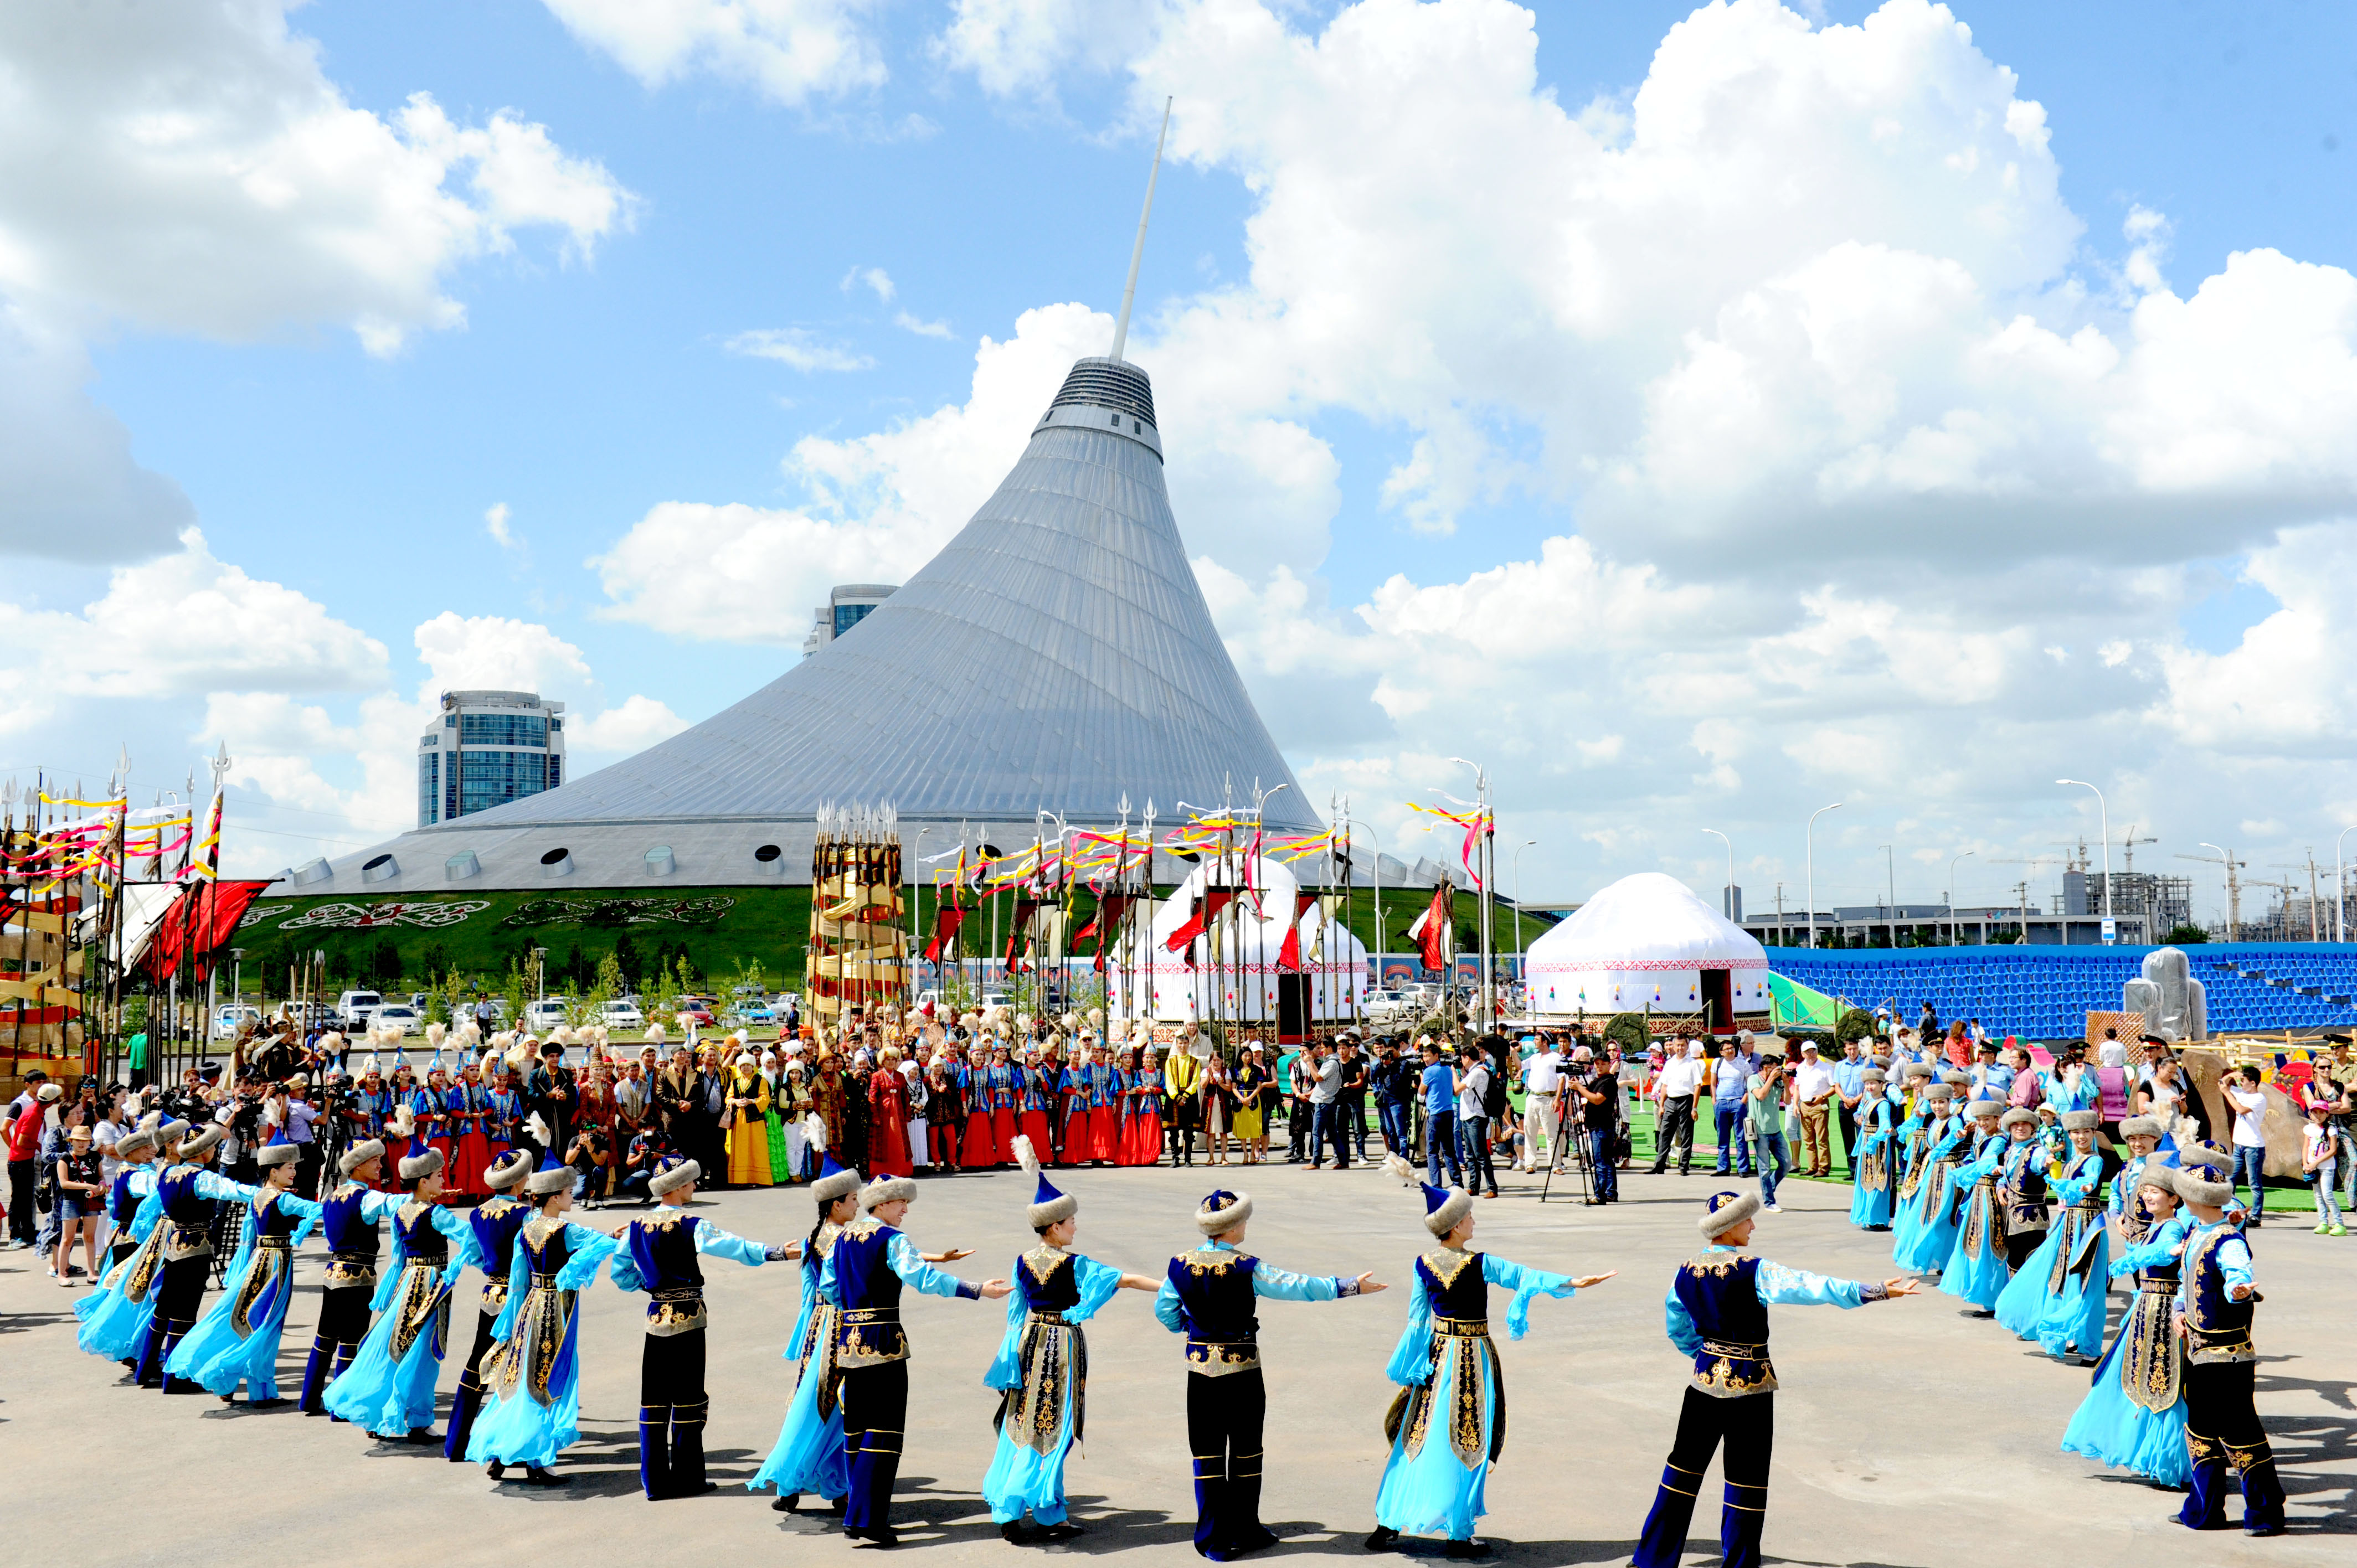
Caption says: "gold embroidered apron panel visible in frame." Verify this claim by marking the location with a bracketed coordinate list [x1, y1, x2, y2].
[228, 1240, 292, 1340]
[1005, 1309, 1087, 1457]
[485, 1279, 572, 1407]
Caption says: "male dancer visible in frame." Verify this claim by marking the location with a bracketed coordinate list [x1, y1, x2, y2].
[610, 1156, 799, 1500]
[300, 1134, 400, 1415]
[821, 1172, 1009, 1546]
[1155, 1188, 1386, 1560]
[445, 1148, 536, 1461]
[2172, 1162, 2285, 1535]
[1632, 1192, 1920, 1568]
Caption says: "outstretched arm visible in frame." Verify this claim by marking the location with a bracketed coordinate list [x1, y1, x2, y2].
[1756, 1258, 1917, 1306]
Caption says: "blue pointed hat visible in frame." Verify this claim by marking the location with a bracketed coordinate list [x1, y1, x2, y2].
[1014, 1135, 1077, 1227]
[1384, 1153, 1470, 1236]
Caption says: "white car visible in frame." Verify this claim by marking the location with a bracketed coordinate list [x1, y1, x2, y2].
[210, 1003, 261, 1040]
[334, 989, 384, 1030]
[602, 997, 645, 1031]
[371, 1003, 422, 1036]
[525, 997, 574, 1035]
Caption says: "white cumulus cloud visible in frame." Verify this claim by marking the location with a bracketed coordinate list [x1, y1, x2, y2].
[542, 0, 888, 104]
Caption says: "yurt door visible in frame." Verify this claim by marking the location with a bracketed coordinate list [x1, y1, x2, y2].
[1701, 969, 1732, 1030]
[1276, 974, 1311, 1043]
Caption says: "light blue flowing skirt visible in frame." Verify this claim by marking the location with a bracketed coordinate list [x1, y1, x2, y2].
[982, 1374, 1079, 1523]
[322, 1263, 451, 1434]
[1373, 1337, 1498, 1539]
[167, 1244, 299, 1398]
[2061, 1292, 2190, 1487]
[1993, 1223, 2063, 1338]
[749, 1345, 849, 1499]
[75, 1247, 157, 1364]
[466, 1288, 585, 1468]
[2036, 1230, 2110, 1359]
[1848, 1165, 1893, 1227]
[1937, 1191, 2013, 1309]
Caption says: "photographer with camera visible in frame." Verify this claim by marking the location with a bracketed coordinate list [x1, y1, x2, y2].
[1570, 1045, 1622, 1205]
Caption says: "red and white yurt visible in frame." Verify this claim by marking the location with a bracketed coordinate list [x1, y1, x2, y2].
[1524, 872, 1769, 1025]
[1108, 854, 1367, 1027]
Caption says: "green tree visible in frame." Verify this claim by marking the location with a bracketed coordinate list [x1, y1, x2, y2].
[501, 957, 529, 1029]
[2162, 924, 2210, 945]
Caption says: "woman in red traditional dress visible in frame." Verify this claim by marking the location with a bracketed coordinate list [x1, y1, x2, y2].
[866, 1047, 914, 1177]
[1116, 1045, 1156, 1165]
[446, 1057, 493, 1198]
[575, 1055, 619, 1200]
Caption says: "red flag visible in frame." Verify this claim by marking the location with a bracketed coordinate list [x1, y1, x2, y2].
[142, 879, 274, 983]
[1276, 893, 1318, 972]
[922, 905, 967, 963]
[1162, 887, 1235, 955]
[1075, 892, 1135, 973]
[1406, 880, 1453, 974]
[1006, 897, 1042, 971]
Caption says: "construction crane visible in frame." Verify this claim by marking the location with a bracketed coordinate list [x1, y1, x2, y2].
[2267, 851, 2327, 941]
[2179, 846, 2246, 940]
[2116, 826, 2159, 873]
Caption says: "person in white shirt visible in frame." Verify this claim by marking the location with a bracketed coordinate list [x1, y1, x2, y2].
[2226, 1064, 2272, 1227]
[1649, 1036, 1705, 1175]
[1792, 1043, 1838, 1178]
[1519, 1037, 1565, 1173]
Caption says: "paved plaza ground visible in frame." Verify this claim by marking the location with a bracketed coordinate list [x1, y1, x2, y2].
[4, 1156, 2349, 1566]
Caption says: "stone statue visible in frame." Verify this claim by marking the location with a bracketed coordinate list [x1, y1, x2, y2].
[2123, 946, 2206, 1042]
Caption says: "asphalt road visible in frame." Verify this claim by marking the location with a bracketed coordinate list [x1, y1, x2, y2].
[3, 1156, 2348, 1566]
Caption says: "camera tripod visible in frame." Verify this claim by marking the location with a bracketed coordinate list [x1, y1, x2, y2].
[1537, 1095, 1592, 1204]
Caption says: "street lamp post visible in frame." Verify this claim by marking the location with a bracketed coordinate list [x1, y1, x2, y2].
[1948, 850, 1974, 942]
[2057, 778, 2112, 941]
[2337, 824, 2357, 944]
[1511, 838, 1537, 984]
[2200, 842, 2235, 941]
[1702, 828, 1733, 921]
[1357, 818, 1385, 997]
[1806, 803, 1843, 948]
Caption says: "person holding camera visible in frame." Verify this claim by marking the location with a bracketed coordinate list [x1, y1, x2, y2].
[1572, 1049, 1621, 1205]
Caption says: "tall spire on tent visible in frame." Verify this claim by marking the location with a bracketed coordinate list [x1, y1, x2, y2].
[1110, 96, 1172, 364]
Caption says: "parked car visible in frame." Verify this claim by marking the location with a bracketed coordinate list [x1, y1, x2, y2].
[524, 997, 574, 1035]
[371, 1003, 422, 1036]
[729, 1000, 776, 1028]
[672, 996, 718, 1029]
[210, 1003, 262, 1040]
[601, 997, 645, 1031]
[334, 990, 384, 1030]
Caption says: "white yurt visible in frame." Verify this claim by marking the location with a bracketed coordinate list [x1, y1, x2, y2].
[1524, 872, 1769, 1024]
[1108, 854, 1367, 1025]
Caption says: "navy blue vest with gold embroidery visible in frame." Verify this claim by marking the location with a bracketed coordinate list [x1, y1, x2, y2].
[466, 1195, 529, 1309]
[1416, 1247, 1488, 1327]
[321, 1182, 382, 1287]
[623, 1211, 710, 1335]
[833, 1219, 910, 1366]
[1674, 1251, 1774, 1397]
[2181, 1225, 2256, 1364]
[1167, 1246, 1261, 1376]
[1017, 1247, 1080, 1313]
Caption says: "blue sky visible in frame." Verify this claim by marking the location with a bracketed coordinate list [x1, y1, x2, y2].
[8, 1, 2357, 920]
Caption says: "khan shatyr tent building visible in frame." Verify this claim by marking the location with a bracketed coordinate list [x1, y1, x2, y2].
[292, 356, 1323, 895]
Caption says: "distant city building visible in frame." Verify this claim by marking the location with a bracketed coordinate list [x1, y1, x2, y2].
[801, 582, 899, 658]
[418, 690, 566, 827]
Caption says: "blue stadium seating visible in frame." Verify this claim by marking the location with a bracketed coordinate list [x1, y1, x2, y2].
[1768, 942, 2357, 1040]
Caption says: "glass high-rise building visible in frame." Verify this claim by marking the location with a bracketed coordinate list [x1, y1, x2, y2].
[417, 689, 567, 826]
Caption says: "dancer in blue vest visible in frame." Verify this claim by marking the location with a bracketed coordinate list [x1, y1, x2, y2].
[1365, 1159, 1609, 1557]
[1939, 1103, 2030, 1312]
[74, 1122, 164, 1370]
[323, 1147, 479, 1441]
[166, 1138, 321, 1404]
[2111, 1116, 2179, 1242]
[443, 1148, 536, 1462]
[300, 1136, 402, 1415]
[2170, 1162, 2284, 1535]
[822, 1171, 1009, 1547]
[982, 1137, 1159, 1541]
[135, 1122, 256, 1391]
[1632, 1190, 1920, 1568]
[1994, 1108, 2100, 1349]
[1846, 1069, 1897, 1230]
[1155, 1187, 1385, 1561]
[465, 1162, 622, 1486]
[752, 1142, 869, 1513]
[610, 1154, 799, 1499]
[2061, 1163, 2193, 1488]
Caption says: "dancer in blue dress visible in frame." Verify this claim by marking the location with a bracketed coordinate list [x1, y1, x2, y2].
[323, 1147, 480, 1441]
[2061, 1163, 2193, 1487]
[465, 1162, 621, 1485]
[1632, 1191, 1921, 1568]
[1846, 1069, 1897, 1230]
[1937, 1101, 2012, 1311]
[2111, 1115, 2179, 1242]
[1365, 1159, 1609, 1556]
[74, 1122, 164, 1370]
[444, 1148, 537, 1462]
[166, 1139, 321, 1404]
[1894, 1086, 1969, 1275]
[981, 1138, 1159, 1541]
[752, 1143, 866, 1513]
[1994, 1111, 2109, 1361]
[136, 1122, 257, 1391]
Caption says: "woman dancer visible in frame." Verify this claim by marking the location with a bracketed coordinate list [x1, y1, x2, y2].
[465, 1162, 621, 1486]
[1938, 1102, 2019, 1314]
[1126, 1047, 1166, 1167]
[1893, 1085, 1968, 1275]
[1847, 1068, 1898, 1230]
[981, 1140, 1159, 1540]
[2060, 1165, 2193, 1487]
[322, 1147, 479, 1441]
[1366, 1157, 1609, 1554]
[753, 1142, 864, 1512]
[74, 1123, 165, 1369]
[2007, 1111, 2111, 1361]
[166, 1139, 321, 1404]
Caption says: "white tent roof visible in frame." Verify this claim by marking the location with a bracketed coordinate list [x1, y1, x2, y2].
[1526, 872, 1767, 973]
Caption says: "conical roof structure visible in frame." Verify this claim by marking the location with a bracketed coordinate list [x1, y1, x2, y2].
[297, 357, 1319, 893]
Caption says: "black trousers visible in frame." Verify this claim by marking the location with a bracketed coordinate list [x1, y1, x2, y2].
[137, 1253, 212, 1389]
[300, 1282, 373, 1414]
[841, 1359, 910, 1534]
[1633, 1387, 1773, 1568]
[6, 1158, 34, 1242]
[444, 1304, 501, 1462]
[1169, 1103, 1199, 1166]
[2004, 1231, 2044, 1270]
[2180, 1359, 2285, 1531]
[640, 1325, 711, 1499]
[1651, 1096, 1696, 1173]
[1835, 1102, 1860, 1172]
[1188, 1367, 1274, 1559]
